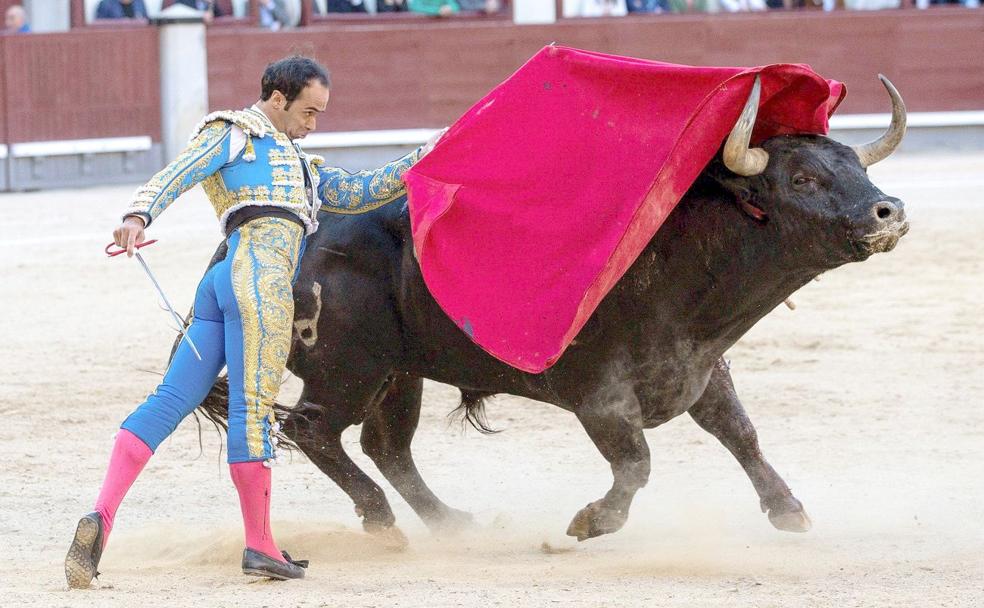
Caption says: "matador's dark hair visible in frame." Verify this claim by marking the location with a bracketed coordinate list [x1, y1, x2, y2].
[260, 55, 331, 107]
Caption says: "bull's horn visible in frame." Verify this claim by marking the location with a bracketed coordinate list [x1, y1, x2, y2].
[852, 75, 907, 168]
[723, 75, 770, 177]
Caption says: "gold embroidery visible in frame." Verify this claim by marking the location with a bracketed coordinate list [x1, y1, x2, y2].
[201, 172, 233, 214]
[271, 167, 300, 186]
[317, 148, 420, 215]
[190, 109, 269, 141]
[289, 187, 306, 206]
[267, 150, 297, 166]
[137, 108, 319, 234]
[306, 155, 324, 198]
[272, 132, 292, 146]
[231, 217, 304, 459]
[126, 121, 230, 223]
[243, 134, 256, 162]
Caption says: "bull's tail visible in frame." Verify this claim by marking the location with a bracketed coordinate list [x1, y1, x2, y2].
[195, 376, 230, 436]
[448, 389, 501, 435]
[195, 376, 299, 453]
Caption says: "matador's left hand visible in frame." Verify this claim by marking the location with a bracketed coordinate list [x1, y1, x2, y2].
[113, 215, 147, 258]
[421, 127, 449, 158]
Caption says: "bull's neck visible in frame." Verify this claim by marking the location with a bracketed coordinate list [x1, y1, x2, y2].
[629, 189, 826, 352]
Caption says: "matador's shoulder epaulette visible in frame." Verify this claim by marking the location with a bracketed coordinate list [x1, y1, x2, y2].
[189, 108, 270, 144]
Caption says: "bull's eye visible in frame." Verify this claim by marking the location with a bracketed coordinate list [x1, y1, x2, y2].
[792, 175, 814, 187]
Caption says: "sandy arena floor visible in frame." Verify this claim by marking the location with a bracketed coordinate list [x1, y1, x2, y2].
[0, 152, 981, 607]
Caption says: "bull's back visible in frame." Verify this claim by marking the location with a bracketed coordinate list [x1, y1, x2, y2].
[292, 200, 613, 403]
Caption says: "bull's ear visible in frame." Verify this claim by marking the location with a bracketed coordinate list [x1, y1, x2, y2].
[706, 159, 769, 222]
[706, 158, 754, 200]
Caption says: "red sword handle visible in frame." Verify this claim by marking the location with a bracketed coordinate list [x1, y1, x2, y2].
[105, 239, 158, 257]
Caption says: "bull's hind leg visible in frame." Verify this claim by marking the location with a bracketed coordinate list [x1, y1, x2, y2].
[360, 373, 474, 532]
[688, 358, 812, 532]
[567, 388, 651, 541]
[283, 380, 407, 547]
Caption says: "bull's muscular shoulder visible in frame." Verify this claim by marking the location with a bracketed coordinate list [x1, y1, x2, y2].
[309, 194, 410, 271]
[316, 192, 409, 237]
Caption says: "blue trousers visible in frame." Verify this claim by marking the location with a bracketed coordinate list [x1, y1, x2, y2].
[122, 217, 306, 463]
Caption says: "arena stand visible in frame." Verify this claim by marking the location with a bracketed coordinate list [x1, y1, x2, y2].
[0, 2, 981, 191]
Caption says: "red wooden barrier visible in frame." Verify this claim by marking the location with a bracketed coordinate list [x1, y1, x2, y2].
[0, 10, 980, 151]
[0, 36, 7, 146]
[0, 28, 161, 144]
[207, 10, 984, 132]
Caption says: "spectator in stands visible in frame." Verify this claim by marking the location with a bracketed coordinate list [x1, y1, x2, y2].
[258, 0, 289, 29]
[844, 0, 899, 8]
[718, 0, 766, 9]
[763, 0, 804, 8]
[575, 0, 628, 15]
[918, 0, 978, 6]
[96, 0, 149, 19]
[457, 0, 502, 12]
[664, 0, 709, 11]
[4, 5, 30, 33]
[319, 0, 369, 13]
[625, 0, 668, 11]
[172, 0, 226, 22]
[408, 0, 461, 16]
[376, 0, 409, 11]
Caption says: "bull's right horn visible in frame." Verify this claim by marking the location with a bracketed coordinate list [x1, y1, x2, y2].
[851, 75, 907, 168]
[723, 75, 770, 177]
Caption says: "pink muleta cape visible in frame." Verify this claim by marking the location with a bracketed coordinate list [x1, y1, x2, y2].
[405, 45, 845, 373]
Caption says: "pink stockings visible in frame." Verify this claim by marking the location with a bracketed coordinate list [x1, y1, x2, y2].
[92, 429, 285, 562]
[93, 429, 152, 547]
[229, 461, 284, 562]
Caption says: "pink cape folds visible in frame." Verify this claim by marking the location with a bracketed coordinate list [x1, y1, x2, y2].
[405, 45, 846, 373]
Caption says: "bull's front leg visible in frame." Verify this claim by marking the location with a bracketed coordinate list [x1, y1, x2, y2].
[688, 358, 812, 532]
[566, 390, 650, 541]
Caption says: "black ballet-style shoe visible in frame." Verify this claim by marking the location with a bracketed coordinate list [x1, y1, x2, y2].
[65, 512, 105, 589]
[241, 548, 308, 580]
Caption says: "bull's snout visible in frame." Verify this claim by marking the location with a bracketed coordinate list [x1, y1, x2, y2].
[871, 199, 905, 225]
[857, 198, 908, 255]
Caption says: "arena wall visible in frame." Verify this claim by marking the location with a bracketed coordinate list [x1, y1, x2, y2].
[206, 11, 984, 128]
[0, 10, 981, 190]
[0, 36, 7, 191]
[0, 27, 164, 190]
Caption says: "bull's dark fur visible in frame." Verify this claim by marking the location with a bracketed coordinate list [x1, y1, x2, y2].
[194, 363, 498, 446]
[193, 135, 907, 541]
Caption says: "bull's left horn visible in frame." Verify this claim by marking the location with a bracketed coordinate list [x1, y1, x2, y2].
[723, 75, 769, 177]
[852, 75, 907, 168]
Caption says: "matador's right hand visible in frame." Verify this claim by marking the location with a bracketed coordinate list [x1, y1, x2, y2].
[113, 215, 147, 258]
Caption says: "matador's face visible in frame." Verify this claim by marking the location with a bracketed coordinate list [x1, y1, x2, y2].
[273, 80, 330, 141]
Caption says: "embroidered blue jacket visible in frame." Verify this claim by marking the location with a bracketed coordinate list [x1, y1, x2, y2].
[125, 107, 420, 235]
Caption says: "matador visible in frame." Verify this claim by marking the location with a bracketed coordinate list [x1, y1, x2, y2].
[65, 55, 441, 586]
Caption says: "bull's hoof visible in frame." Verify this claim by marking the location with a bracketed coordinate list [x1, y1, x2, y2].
[363, 521, 409, 551]
[765, 496, 812, 533]
[565, 500, 628, 542]
[427, 507, 475, 535]
[769, 508, 812, 532]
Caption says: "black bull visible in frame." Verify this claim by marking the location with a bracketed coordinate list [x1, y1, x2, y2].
[195, 83, 909, 543]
